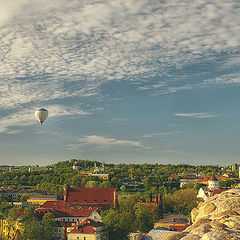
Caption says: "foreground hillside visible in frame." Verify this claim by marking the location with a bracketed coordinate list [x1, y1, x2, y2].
[167, 189, 240, 240]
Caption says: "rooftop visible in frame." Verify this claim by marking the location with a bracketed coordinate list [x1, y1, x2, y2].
[65, 187, 117, 204]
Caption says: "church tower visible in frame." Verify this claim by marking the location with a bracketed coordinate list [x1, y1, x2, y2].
[208, 174, 218, 190]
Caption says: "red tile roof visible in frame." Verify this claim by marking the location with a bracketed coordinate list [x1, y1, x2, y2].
[69, 225, 96, 234]
[54, 209, 96, 218]
[40, 200, 65, 209]
[66, 187, 117, 204]
[211, 189, 227, 196]
[35, 207, 97, 218]
[69, 219, 104, 235]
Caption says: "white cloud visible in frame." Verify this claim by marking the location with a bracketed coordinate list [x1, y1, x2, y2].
[71, 135, 144, 149]
[175, 112, 218, 119]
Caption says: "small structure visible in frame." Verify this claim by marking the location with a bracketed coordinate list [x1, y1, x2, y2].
[154, 215, 189, 231]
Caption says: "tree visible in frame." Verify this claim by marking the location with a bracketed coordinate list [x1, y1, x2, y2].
[134, 203, 154, 232]
[85, 180, 100, 188]
[42, 212, 57, 240]
[20, 217, 43, 240]
[20, 194, 30, 202]
[164, 189, 197, 215]
[120, 185, 126, 192]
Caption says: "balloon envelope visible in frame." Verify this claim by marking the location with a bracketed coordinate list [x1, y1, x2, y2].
[35, 108, 48, 125]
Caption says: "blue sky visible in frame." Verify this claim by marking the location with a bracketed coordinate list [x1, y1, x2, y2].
[0, 0, 239, 166]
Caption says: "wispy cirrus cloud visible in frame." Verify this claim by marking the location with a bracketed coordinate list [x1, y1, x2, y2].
[143, 132, 180, 138]
[68, 135, 144, 149]
[175, 112, 218, 119]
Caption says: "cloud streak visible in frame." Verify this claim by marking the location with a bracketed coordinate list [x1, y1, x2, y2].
[175, 112, 218, 119]
[69, 135, 144, 149]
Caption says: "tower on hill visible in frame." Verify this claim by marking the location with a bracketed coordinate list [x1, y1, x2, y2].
[73, 160, 80, 170]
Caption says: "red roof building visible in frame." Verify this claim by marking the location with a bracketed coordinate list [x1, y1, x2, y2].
[64, 186, 118, 210]
[67, 219, 108, 240]
[35, 187, 115, 239]
[197, 176, 209, 185]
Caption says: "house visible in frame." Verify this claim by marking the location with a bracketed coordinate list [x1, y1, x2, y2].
[67, 219, 108, 240]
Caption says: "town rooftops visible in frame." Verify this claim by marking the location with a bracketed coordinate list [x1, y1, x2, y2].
[65, 187, 117, 204]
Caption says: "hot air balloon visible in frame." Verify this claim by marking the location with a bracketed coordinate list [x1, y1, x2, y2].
[35, 108, 48, 125]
